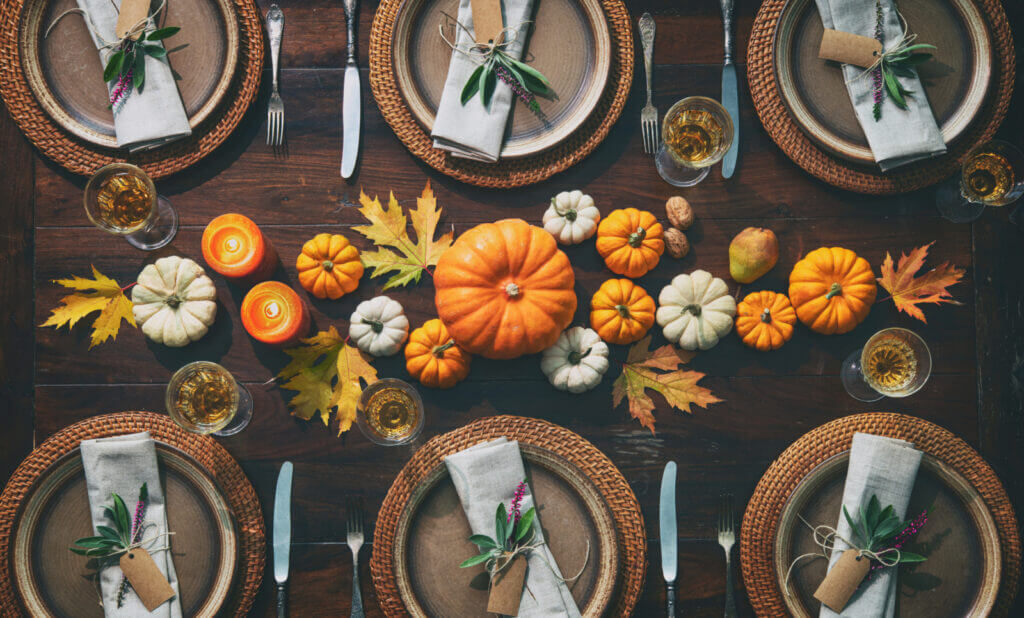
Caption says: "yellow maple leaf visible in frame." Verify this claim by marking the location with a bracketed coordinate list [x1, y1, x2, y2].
[877, 241, 965, 324]
[39, 266, 136, 348]
[353, 181, 454, 289]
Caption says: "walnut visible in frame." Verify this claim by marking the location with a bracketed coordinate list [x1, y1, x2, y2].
[665, 196, 694, 230]
[664, 228, 690, 259]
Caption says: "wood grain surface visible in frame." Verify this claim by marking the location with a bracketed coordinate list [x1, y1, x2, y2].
[3, 0, 1023, 615]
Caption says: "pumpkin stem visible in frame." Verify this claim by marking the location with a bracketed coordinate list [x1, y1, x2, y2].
[432, 339, 456, 358]
[505, 282, 521, 298]
[364, 318, 384, 334]
[627, 227, 647, 248]
[565, 209, 577, 222]
[615, 304, 632, 318]
[321, 260, 334, 271]
[165, 295, 181, 309]
[825, 282, 842, 299]
[683, 303, 702, 316]
[568, 347, 591, 365]
[760, 308, 772, 323]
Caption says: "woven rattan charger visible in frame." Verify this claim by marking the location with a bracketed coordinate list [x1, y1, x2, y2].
[746, 0, 1015, 194]
[368, 0, 633, 189]
[741, 412, 1021, 617]
[0, 411, 265, 617]
[370, 415, 647, 616]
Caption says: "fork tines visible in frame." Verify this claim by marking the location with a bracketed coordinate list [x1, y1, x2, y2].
[718, 493, 735, 538]
[642, 109, 659, 155]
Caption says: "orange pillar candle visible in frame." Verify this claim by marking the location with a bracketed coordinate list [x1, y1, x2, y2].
[241, 281, 311, 346]
[201, 214, 278, 282]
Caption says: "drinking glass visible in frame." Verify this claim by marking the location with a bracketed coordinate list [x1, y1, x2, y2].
[841, 328, 932, 402]
[936, 140, 1024, 223]
[356, 378, 424, 446]
[655, 96, 735, 187]
[166, 361, 253, 436]
[84, 163, 178, 250]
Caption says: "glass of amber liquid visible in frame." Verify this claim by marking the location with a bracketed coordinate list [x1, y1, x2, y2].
[84, 163, 178, 250]
[655, 96, 734, 187]
[166, 361, 253, 436]
[937, 140, 1024, 223]
[841, 328, 932, 402]
[356, 379, 424, 446]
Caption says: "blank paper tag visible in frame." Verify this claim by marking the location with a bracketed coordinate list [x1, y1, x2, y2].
[813, 549, 871, 612]
[470, 0, 504, 45]
[115, 0, 151, 40]
[819, 28, 883, 68]
[119, 548, 175, 612]
[487, 554, 527, 616]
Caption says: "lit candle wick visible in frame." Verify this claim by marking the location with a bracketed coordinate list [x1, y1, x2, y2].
[264, 301, 281, 319]
[225, 237, 240, 252]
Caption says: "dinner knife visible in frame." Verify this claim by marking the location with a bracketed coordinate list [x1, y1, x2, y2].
[340, 0, 361, 179]
[274, 461, 294, 618]
[720, 0, 739, 179]
[660, 461, 678, 618]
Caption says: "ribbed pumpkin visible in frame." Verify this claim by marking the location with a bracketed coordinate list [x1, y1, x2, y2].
[296, 233, 363, 299]
[595, 208, 664, 277]
[434, 219, 577, 359]
[788, 247, 877, 334]
[735, 291, 797, 351]
[405, 319, 471, 389]
[590, 278, 656, 345]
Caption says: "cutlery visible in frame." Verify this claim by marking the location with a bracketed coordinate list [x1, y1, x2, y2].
[718, 493, 738, 618]
[266, 4, 285, 147]
[660, 462, 677, 618]
[340, 0, 361, 178]
[273, 462, 294, 617]
[720, 0, 739, 178]
[638, 13, 658, 155]
[346, 504, 366, 617]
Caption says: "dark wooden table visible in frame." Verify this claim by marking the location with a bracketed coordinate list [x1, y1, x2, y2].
[2, 0, 1022, 615]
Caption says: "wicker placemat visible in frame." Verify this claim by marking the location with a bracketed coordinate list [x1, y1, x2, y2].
[0, 412, 265, 617]
[741, 413, 1021, 617]
[370, 415, 647, 616]
[747, 0, 1015, 194]
[368, 0, 633, 188]
[0, 0, 263, 179]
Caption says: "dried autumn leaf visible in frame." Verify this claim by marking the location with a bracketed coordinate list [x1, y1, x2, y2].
[612, 335, 721, 434]
[39, 266, 136, 348]
[277, 326, 378, 435]
[354, 181, 454, 290]
[877, 242, 965, 323]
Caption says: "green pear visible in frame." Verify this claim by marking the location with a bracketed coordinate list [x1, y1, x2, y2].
[729, 227, 779, 284]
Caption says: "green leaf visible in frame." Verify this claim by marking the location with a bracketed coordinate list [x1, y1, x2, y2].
[481, 65, 497, 108]
[891, 65, 916, 79]
[145, 26, 180, 41]
[72, 537, 114, 548]
[469, 534, 498, 549]
[498, 57, 528, 89]
[494, 503, 507, 548]
[69, 546, 93, 556]
[508, 58, 551, 91]
[883, 68, 907, 108]
[97, 525, 123, 543]
[515, 507, 536, 542]
[900, 44, 937, 54]
[873, 518, 903, 542]
[866, 496, 881, 533]
[843, 506, 867, 547]
[132, 51, 146, 92]
[459, 552, 493, 568]
[139, 483, 148, 504]
[904, 53, 933, 66]
[103, 51, 124, 82]
[898, 551, 927, 563]
[460, 64, 485, 105]
[112, 493, 131, 537]
[143, 45, 168, 59]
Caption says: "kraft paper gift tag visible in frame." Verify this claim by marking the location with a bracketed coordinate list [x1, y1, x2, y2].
[818, 28, 883, 68]
[814, 549, 872, 612]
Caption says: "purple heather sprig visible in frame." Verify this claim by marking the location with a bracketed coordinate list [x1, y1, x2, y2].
[872, 0, 884, 120]
[507, 481, 527, 526]
[116, 483, 149, 608]
[495, 65, 541, 113]
[869, 508, 929, 575]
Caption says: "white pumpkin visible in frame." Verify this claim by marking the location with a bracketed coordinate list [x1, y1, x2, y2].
[656, 270, 736, 351]
[132, 256, 217, 347]
[542, 190, 600, 245]
[540, 327, 610, 393]
[349, 296, 409, 357]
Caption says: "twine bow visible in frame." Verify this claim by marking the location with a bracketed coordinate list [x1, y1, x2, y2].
[438, 12, 527, 61]
[846, 7, 917, 84]
[44, 0, 169, 50]
[486, 536, 591, 585]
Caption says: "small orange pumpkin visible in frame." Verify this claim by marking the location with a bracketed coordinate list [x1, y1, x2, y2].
[735, 291, 797, 351]
[296, 234, 363, 299]
[595, 208, 665, 278]
[405, 319, 471, 389]
[788, 247, 877, 335]
[590, 279, 656, 345]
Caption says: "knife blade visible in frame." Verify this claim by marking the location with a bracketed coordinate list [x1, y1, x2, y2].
[720, 0, 739, 179]
[660, 461, 678, 618]
[340, 0, 361, 179]
[273, 461, 294, 617]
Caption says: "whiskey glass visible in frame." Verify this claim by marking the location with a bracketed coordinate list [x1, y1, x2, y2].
[166, 361, 253, 436]
[356, 378, 424, 446]
[936, 140, 1024, 223]
[84, 163, 179, 250]
[841, 328, 932, 402]
[655, 96, 734, 187]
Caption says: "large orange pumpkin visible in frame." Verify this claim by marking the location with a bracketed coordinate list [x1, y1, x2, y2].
[788, 247, 877, 334]
[595, 208, 664, 277]
[434, 219, 577, 359]
[590, 278, 655, 345]
[405, 319, 471, 389]
[735, 291, 796, 351]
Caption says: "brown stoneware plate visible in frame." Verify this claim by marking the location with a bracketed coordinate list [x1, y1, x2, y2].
[775, 452, 1001, 617]
[11, 443, 238, 617]
[393, 443, 619, 616]
[19, 0, 239, 148]
[391, 0, 611, 159]
[774, 0, 991, 164]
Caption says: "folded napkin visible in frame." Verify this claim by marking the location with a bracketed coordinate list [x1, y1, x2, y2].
[81, 432, 182, 617]
[430, 0, 534, 162]
[814, 0, 945, 170]
[75, 0, 191, 151]
[820, 432, 923, 618]
[445, 438, 581, 618]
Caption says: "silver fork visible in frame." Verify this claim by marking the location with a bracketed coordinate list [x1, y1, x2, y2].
[346, 506, 365, 618]
[718, 494, 738, 618]
[266, 4, 285, 147]
[638, 13, 658, 154]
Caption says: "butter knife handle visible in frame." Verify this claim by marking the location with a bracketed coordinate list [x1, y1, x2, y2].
[343, 0, 358, 63]
[720, 0, 735, 64]
[276, 582, 287, 618]
[666, 582, 676, 618]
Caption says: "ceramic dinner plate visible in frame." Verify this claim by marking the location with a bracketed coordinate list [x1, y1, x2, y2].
[19, 0, 239, 148]
[775, 452, 1001, 617]
[393, 443, 619, 617]
[391, 0, 611, 158]
[11, 443, 238, 617]
[774, 0, 991, 164]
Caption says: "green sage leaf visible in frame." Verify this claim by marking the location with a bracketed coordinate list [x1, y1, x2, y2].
[897, 551, 927, 563]
[97, 525, 123, 543]
[508, 58, 550, 90]
[514, 507, 536, 542]
[103, 51, 124, 82]
[481, 66, 497, 108]
[883, 69, 907, 108]
[459, 552, 492, 568]
[461, 64, 484, 105]
[900, 43, 937, 54]
[494, 503, 507, 548]
[113, 493, 131, 536]
[145, 26, 180, 41]
[469, 534, 498, 549]
[143, 45, 168, 59]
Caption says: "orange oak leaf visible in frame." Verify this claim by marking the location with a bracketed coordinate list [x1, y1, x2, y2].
[877, 242, 965, 323]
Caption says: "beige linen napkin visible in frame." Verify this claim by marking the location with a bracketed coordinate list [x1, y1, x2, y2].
[430, 0, 534, 162]
[444, 438, 581, 617]
[814, 0, 946, 170]
[81, 432, 182, 617]
[820, 432, 922, 618]
[75, 0, 191, 151]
